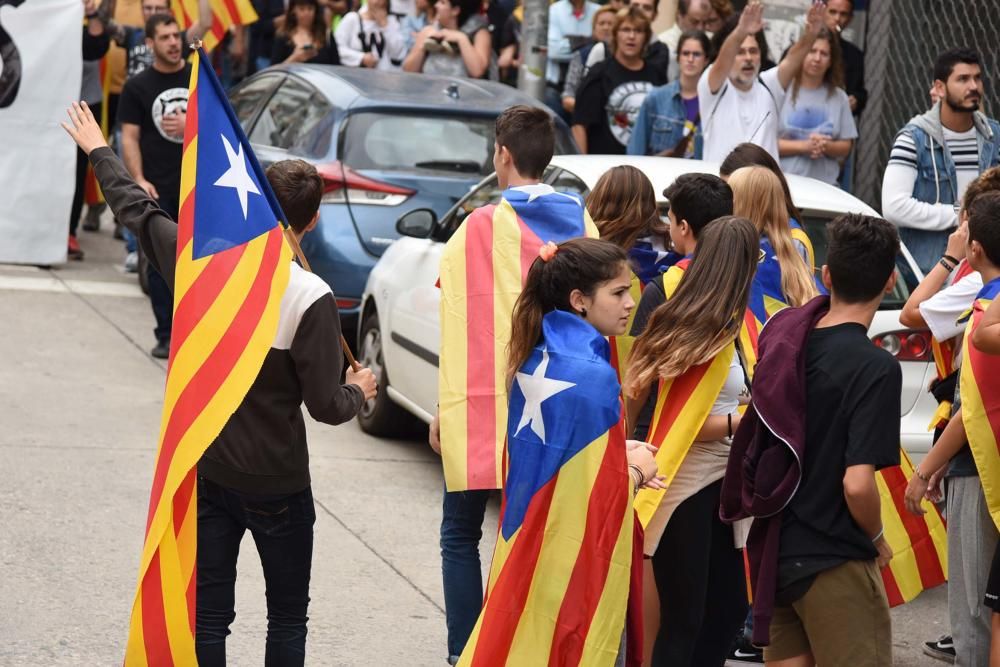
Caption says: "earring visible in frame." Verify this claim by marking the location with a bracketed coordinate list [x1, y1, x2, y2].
[581, 308, 588, 318]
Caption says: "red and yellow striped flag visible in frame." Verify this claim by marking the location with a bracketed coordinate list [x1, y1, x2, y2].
[876, 449, 948, 606]
[459, 311, 640, 666]
[172, 0, 258, 52]
[608, 272, 643, 387]
[960, 276, 1000, 532]
[124, 48, 292, 665]
[438, 190, 598, 492]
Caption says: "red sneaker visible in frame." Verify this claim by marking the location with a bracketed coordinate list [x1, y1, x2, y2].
[68, 234, 84, 260]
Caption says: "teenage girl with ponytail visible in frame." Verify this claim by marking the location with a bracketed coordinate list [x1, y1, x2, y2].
[729, 165, 820, 320]
[461, 237, 663, 666]
[623, 217, 759, 667]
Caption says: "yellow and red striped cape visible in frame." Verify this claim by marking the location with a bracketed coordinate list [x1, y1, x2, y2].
[438, 192, 598, 492]
[960, 276, 1000, 531]
[459, 311, 640, 666]
[172, 0, 258, 52]
[632, 259, 737, 524]
[124, 49, 292, 665]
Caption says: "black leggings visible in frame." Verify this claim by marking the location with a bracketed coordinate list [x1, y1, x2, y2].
[69, 102, 101, 237]
[650, 480, 748, 667]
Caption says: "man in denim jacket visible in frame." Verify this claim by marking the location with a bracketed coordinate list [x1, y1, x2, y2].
[882, 47, 1000, 274]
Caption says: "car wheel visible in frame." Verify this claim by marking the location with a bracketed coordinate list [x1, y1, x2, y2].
[356, 310, 419, 437]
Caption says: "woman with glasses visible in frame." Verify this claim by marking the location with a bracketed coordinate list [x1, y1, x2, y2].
[571, 6, 667, 154]
[627, 30, 710, 157]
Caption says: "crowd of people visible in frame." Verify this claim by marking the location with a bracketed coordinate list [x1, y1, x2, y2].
[61, 0, 1000, 665]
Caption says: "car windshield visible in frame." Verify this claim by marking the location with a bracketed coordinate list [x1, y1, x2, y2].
[341, 113, 495, 175]
[435, 167, 590, 241]
[800, 214, 916, 311]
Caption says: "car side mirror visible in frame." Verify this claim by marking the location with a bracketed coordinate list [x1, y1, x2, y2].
[396, 208, 437, 239]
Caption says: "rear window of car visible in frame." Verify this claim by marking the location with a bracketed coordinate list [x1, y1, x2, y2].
[800, 214, 917, 311]
[339, 112, 577, 177]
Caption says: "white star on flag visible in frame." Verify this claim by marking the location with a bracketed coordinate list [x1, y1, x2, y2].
[514, 349, 576, 444]
[214, 134, 260, 219]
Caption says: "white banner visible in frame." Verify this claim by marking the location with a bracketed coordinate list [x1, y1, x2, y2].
[0, 0, 82, 265]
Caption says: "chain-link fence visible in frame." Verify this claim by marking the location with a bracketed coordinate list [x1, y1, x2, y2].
[855, 0, 1000, 209]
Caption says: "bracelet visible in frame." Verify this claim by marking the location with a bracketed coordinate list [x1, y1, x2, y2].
[727, 413, 733, 439]
[943, 254, 960, 266]
[914, 465, 930, 482]
[871, 527, 884, 543]
[628, 464, 645, 487]
[939, 257, 956, 273]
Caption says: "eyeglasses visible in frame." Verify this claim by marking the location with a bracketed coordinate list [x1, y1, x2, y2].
[630, 3, 654, 12]
[679, 50, 704, 58]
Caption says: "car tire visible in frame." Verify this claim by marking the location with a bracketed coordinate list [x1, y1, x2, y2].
[356, 310, 420, 437]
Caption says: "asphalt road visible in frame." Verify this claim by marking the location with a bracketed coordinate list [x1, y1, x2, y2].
[0, 220, 950, 666]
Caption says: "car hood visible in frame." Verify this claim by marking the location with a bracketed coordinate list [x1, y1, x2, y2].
[349, 170, 481, 256]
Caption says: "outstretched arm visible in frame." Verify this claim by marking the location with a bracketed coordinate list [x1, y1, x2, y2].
[706, 1, 763, 94]
[775, 1, 824, 90]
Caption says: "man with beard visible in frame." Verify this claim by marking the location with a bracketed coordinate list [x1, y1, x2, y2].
[698, 0, 824, 165]
[882, 48, 1000, 274]
[117, 14, 190, 358]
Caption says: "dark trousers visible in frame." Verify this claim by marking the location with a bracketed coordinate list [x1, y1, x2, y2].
[148, 193, 178, 344]
[650, 480, 748, 667]
[440, 488, 492, 661]
[195, 477, 316, 667]
[68, 99, 100, 237]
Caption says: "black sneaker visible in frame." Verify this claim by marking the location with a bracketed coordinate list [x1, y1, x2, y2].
[151, 340, 170, 359]
[923, 635, 955, 663]
[728, 635, 764, 663]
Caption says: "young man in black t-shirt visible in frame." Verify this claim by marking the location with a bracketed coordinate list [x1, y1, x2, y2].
[118, 14, 190, 359]
[765, 214, 901, 667]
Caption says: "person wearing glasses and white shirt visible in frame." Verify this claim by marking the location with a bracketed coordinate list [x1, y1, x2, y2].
[698, 0, 823, 164]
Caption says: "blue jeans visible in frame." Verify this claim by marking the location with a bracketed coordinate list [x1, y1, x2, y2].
[441, 488, 492, 662]
[195, 477, 316, 667]
[899, 226, 951, 275]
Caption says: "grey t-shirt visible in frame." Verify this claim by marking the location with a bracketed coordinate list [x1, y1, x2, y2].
[779, 85, 858, 186]
[421, 15, 489, 78]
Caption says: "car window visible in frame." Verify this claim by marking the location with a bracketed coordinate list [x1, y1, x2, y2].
[249, 77, 332, 154]
[435, 167, 589, 242]
[801, 214, 915, 311]
[342, 112, 495, 176]
[229, 74, 282, 128]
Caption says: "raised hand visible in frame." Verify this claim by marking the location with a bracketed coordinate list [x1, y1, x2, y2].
[737, 1, 764, 36]
[61, 101, 108, 155]
[804, 0, 826, 37]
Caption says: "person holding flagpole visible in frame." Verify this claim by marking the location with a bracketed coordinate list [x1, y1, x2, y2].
[431, 105, 598, 664]
[457, 237, 664, 666]
[624, 216, 759, 666]
[61, 43, 377, 664]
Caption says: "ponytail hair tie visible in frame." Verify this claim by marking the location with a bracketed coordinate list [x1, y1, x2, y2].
[539, 241, 559, 262]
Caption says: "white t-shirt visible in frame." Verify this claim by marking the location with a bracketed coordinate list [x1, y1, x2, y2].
[698, 66, 786, 164]
[779, 85, 858, 185]
[918, 269, 983, 342]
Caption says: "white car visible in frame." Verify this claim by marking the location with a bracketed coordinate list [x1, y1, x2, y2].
[357, 155, 937, 457]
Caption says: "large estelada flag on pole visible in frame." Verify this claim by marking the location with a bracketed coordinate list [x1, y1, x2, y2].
[124, 47, 292, 665]
[172, 0, 258, 52]
[961, 275, 1000, 532]
[438, 188, 598, 492]
[459, 310, 639, 666]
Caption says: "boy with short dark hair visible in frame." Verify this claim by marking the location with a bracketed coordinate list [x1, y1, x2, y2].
[61, 101, 377, 665]
[722, 213, 901, 666]
[431, 104, 597, 664]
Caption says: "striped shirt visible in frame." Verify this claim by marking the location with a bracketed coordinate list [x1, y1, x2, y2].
[888, 126, 980, 202]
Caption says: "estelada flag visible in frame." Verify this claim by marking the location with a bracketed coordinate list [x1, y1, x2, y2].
[124, 48, 292, 665]
[632, 258, 736, 526]
[171, 0, 258, 52]
[961, 275, 1000, 531]
[459, 310, 641, 667]
[438, 187, 598, 492]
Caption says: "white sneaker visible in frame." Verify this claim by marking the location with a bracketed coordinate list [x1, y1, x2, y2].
[124, 251, 138, 273]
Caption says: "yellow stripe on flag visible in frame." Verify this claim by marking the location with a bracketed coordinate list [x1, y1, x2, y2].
[961, 300, 1000, 531]
[439, 220, 471, 490]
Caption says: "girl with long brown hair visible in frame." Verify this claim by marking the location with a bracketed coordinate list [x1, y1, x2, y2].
[778, 27, 857, 186]
[273, 0, 341, 65]
[466, 237, 661, 666]
[587, 165, 673, 386]
[729, 166, 819, 321]
[624, 217, 759, 666]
